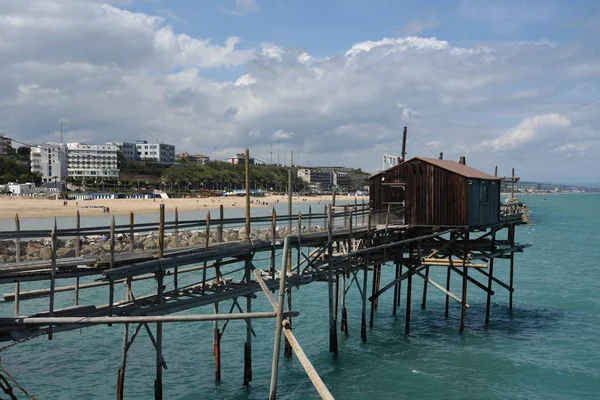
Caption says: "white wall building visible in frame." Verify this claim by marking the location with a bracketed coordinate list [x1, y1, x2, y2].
[136, 140, 175, 163]
[67, 142, 119, 180]
[108, 141, 137, 161]
[30, 142, 68, 185]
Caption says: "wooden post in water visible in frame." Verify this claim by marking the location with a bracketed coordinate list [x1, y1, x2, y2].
[155, 204, 166, 400]
[392, 261, 400, 316]
[245, 148, 251, 242]
[14, 214, 21, 317]
[445, 233, 454, 318]
[174, 207, 179, 292]
[460, 231, 470, 333]
[271, 207, 276, 281]
[129, 212, 134, 253]
[405, 248, 413, 334]
[509, 225, 515, 311]
[74, 211, 81, 306]
[244, 269, 253, 385]
[109, 217, 116, 323]
[49, 219, 57, 340]
[14, 214, 20, 262]
[369, 263, 378, 328]
[485, 228, 497, 324]
[269, 236, 289, 400]
[218, 205, 224, 243]
[202, 212, 210, 295]
[361, 211, 371, 342]
[327, 206, 338, 355]
[213, 302, 221, 382]
[421, 265, 430, 310]
[75, 210, 81, 257]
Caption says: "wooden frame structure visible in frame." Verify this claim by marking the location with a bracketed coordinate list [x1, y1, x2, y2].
[0, 200, 527, 399]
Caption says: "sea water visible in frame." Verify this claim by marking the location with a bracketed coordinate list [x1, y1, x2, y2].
[0, 194, 599, 399]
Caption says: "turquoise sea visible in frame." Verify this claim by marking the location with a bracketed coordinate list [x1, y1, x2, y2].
[1, 194, 599, 399]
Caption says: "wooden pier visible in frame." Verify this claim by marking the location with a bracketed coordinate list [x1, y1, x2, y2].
[0, 151, 529, 399]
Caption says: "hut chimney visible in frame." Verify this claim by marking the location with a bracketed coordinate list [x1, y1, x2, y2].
[439, 152, 443, 160]
[459, 156, 466, 165]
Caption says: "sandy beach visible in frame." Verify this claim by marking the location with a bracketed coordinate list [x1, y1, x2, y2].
[0, 195, 369, 220]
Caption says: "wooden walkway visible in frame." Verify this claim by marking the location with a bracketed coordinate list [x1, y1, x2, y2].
[0, 202, 528, 399]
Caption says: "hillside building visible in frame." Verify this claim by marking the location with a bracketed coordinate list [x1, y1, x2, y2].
[67, 142, 119, 180]
[30, 142, 68, 187]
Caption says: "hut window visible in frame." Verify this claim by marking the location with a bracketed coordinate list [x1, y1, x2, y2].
[480, 181, 489, 203]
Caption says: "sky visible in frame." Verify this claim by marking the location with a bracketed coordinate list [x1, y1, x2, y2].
[1, 0, 599, 183]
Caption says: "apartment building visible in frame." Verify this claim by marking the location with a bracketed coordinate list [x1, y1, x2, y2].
[297, 168, 352, 191]
[67, 142, 119, 180]
[30, 142, 68, 185]
[136, 140, 175, 163]
[108, 141, 137, 161]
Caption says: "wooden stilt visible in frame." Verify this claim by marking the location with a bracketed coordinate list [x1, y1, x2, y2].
[49, 219, 57, 340]
[445, 234, 454, 319]
[374, 264, 381, 310]
[341, 274, 348, 334]
[421, 266, 430, 310]
[129, 212, 134, 253]
[271, 208, 276, 281]
[75, 210, 81, 257]
[109, 217, 116, 324]
[173, 207, 179, 292]
[392, 262, 400, 316]
[154, 321, 163, 400]
[202, 212, 210, 295]
[460, 231, 470, 333]
[14, 214, 20, 263]
[327, 206, 338, 355]
[268, 237, 290, 400]
[485, 228, 497, 324]
[369, 264, 377, 329]
[284, 286, 292, 358]
[405, 264, 412, 334]
[397, 262, 402, 307]
[155, 204, 165, 400]
[116, 322, 129, 400]
[361, 212, 371, 342]
[213, 302, 221, 382]
[243, 295, 252, 385]
[14, 280, 20, 317]
[509, 225, 515, 311]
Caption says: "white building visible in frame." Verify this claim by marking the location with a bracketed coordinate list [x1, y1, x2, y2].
[108, 141, 137, 161]
[6, 182, 34, 195]
[30, 142, 68, 186]
[136, 140, 175, 163]
[67, 142, 119, 180]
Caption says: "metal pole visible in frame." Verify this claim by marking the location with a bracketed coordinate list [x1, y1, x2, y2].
[401, 126, 408, 162]
[288, 151, 293, 234]
[269, 236, 290, 400]
[245, 148, 251, 242]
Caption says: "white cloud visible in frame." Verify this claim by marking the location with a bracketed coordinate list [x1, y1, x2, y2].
[273, 130, 294, 139]
[478, 114, 571, 151]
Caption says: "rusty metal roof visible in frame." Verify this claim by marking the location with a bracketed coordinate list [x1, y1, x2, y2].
[369, 156, 499, 180]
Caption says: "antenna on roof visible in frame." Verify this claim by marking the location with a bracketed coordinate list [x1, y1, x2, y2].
[401, 126, 408, 162]
[439, 152, 443, 160]
[459, 156, 466, 165]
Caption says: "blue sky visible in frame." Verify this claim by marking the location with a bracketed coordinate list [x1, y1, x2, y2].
[1, 0, 599, 183]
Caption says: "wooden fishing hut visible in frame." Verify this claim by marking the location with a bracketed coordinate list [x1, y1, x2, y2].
[369, 156, 501, 227]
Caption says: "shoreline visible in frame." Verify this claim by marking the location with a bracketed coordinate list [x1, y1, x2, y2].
[0, 195, 369, 220]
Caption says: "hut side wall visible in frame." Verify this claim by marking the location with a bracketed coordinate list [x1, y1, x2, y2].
[403, 161, 469, 226]
[467, 179, 500, 226]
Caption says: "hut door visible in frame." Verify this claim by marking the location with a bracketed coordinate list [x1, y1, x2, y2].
[479, 181, 490, 224]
